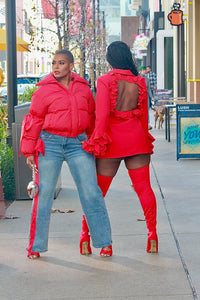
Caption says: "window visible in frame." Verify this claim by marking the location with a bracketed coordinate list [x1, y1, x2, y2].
[158, 16, 164, 29]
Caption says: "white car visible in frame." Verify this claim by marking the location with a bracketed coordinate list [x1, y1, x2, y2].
[0, 83, 35, 103]
[0, 74, 47, 103]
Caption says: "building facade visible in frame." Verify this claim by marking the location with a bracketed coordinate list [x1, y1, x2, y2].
[1, 0, 200, 104]
[0, 0, 26, 76]
[100, 0, 121, 42]
[186, 0, 200, 103]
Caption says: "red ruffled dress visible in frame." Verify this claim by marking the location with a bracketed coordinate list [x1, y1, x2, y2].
[82, 69, 155, 158]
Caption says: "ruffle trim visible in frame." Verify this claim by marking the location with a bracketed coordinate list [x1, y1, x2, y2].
[35, 138, 45, 156]
[82, 133, 112, 156]
[112, 109, 142, 120]
[109, 73, 147, 115]
[148, 132, 155, 143]
[19, 114, 45, 157]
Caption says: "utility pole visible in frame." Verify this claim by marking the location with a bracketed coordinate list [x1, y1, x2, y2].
[5, 0, 17, 147]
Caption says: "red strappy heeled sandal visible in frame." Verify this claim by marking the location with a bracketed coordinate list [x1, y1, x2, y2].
[100, 245, 112, 257]
[27, 251, 40, 259]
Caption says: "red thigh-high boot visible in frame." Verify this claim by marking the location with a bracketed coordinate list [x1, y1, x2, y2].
[80, 174, 113, 255]
[97, 174, 113, 197]
[128, 165, 158, 253]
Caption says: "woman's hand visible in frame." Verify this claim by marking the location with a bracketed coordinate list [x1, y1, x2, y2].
[26, 155, 38, 172]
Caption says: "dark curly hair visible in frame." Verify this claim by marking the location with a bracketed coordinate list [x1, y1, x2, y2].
[55, 49, 74, 63]
[106, 41, 138, 76]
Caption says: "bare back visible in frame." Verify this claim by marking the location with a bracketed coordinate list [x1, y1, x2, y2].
[116, 80, 139, 111]
[96, 79, 150, 176]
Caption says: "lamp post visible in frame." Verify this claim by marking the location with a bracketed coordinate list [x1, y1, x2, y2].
[102, 11, 106, 74]
[5, 0, 18, 147]
[64, 0, 69, 49]
[159, 0, 162, 12]
[96, 0, 101, 77]
[90, 0, 96, 94]
[80, 0, 86, 79]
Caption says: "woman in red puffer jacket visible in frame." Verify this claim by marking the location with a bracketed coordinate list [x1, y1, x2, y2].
[20, 49, 112, 259]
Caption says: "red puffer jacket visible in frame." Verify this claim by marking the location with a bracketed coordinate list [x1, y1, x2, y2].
[20, 72, 95, 157]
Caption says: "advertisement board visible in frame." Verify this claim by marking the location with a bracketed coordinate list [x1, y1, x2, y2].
[176, 104, 200, 159]
[153, 89, 172, 107]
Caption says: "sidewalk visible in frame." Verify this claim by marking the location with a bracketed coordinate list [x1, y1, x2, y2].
[0, 112, 200, 300]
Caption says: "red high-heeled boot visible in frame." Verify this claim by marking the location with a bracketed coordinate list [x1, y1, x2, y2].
[80, 214, 92, 255]
[80, 175, 113, 255]
[97, 174, 113, 197]
[128, 165, 158, 253]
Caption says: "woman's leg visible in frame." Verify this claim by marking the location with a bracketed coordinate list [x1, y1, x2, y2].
[65, 137, 112, 249]
[27, 133, 63, 255]
[79, 157, 121, 254]
[96, 157, 121, 196]
[125, 154, 158, 253]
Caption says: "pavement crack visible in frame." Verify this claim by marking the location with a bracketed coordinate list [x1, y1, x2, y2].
[151, 161, 198, 300]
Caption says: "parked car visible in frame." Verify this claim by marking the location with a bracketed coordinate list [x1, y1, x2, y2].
[0, 86, 8, 103]
[0, 83, 35, 103]
[0, 74, 47, 103]
[17, 74, 45, 85]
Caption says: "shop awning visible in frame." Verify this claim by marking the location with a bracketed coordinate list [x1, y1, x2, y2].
[0, 28, 30, 52]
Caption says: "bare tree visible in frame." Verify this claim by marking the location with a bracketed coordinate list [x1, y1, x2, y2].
[26, 0, 107, 78]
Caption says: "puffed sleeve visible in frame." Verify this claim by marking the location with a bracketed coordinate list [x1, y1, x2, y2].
[19, 88, 47, 157]
[138, 78, 155, 147]
[139, 86, 149, 134]
[82, 76, 112, 156]
[85, 88, 95, 138]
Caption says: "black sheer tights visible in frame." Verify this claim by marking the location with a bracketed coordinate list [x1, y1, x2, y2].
[96, 154, 150, 178]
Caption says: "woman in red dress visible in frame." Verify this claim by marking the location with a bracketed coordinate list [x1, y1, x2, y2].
[80, 41, 158, 255]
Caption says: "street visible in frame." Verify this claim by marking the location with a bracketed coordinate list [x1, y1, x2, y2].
[0, 112, 200, 300]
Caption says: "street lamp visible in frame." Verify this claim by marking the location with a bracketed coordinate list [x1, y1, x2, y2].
[80, 0, 86, 79]
[102, 11, 106, 74]
[90, 0, 96, 94]
[96, 0, 101, 77]
[64, 0, 69, 49]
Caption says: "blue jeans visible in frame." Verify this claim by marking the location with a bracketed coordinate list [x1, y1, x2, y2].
[28, 131, 112, 252]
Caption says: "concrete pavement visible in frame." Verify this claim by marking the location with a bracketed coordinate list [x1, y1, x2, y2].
[0, 111, 200, 300]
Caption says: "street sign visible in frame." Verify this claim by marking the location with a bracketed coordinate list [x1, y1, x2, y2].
[168, 3, 183, 26]
[176, 104, 200, 159]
